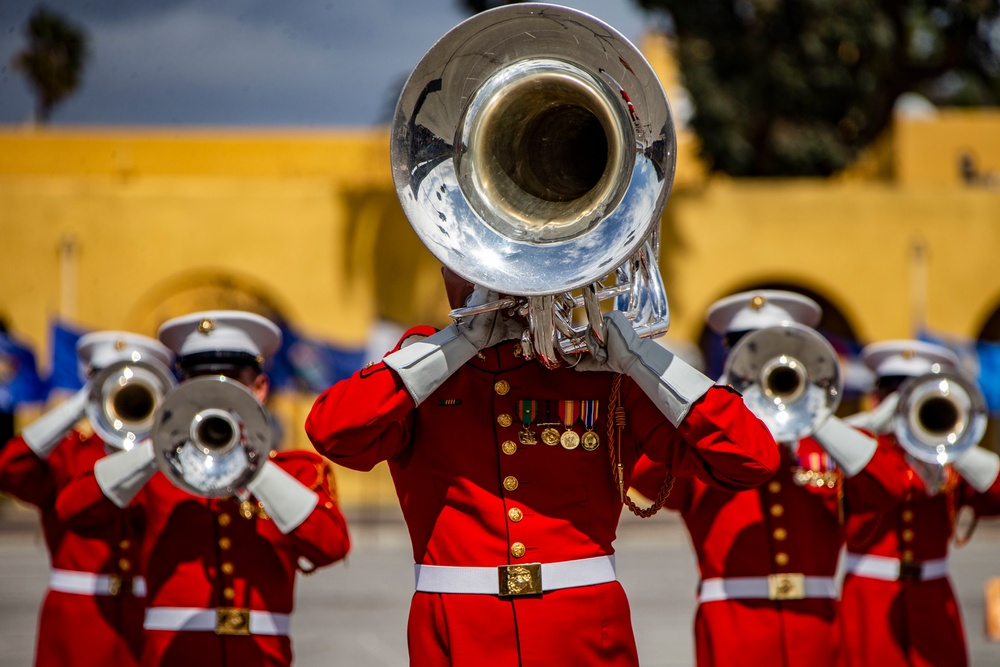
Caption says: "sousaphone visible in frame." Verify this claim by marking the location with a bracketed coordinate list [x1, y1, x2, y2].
[391, 3, 676, 368]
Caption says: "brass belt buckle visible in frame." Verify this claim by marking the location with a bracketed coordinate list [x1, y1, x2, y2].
[498, 563, 543, 596]
[899, 562, 923, 581]
[216, 607, 251, 636]
[768, 573, 806, 600]
[108, 575, 132, 597]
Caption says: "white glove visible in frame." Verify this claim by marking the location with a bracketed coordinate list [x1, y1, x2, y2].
[94, 440, 157, 508]
[844, 392, 900, 435]
[21, 387, 89, 459]
[245, 460, 319, 534]
[384, 286, 523, 405]
[952, 446, 1000, 493]
[811, 415, 877, 477]
[574, 311, 714, 426]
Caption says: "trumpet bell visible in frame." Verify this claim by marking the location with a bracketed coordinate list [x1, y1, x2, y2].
[894, 371, 987, 465]
[151, 376, 271, 498]
[724, 323, 843, 442]
[87, 359, 176, 450]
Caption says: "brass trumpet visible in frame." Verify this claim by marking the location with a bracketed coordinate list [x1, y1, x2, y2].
[87, 358, 176, 450]
[893, 371, 987, 464]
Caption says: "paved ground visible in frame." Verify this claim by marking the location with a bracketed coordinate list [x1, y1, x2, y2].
[3, 501, 1000, 666]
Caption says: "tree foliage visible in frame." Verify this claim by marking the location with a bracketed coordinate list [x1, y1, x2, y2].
[12, 6, 89, 124]
[636, 0, 1000, 176]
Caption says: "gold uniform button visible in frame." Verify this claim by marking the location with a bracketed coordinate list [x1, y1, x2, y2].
[768, 481, 781, 493]
[503, 476, 519, 492]
[902, 550, 914, 563]
[118, 559, 131, 571]
[219, 537, 232, 550]
[223, 587, 236, 601]
[118, 539, 131, 549]
[508, 507, 523, 522]
[510, 542, 526, 558]
[902, 529, 914, 542]
[770, 504, 784, 517]
[221, 562, 234, 575]
[773, 527, 788, 541]
[325, 501, 334, 509]
[494, 380, 510, 395]
[501, 440, 517, 456]
[498, 414, 513, 428]
[775, 552, 789, 566]
[902, 510, 914, 522]
[218, 513, 232, 527]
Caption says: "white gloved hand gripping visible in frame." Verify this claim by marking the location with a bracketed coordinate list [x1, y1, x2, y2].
[574, 311, 714, 427]
[245, 460, 319, 534]
[384, 286, 523, 405]
[94, 439, 157, 508]
[810, 415, 878, 477]
[21, 387, 89, 459]
[844, 392, 900, 435]
[952, 446, 1000, 493]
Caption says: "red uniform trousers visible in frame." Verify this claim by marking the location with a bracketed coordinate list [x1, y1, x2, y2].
[56, 448, 351, 667]
[305, 332, 779, 667]
[841, 437, 1000, 667]
[0, 432, 145, 667]
[631, 436, 910, 667]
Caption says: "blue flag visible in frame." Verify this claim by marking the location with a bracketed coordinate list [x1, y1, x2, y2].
[0, 330, 48, 410]
[47, 320, 89, 392]
[269, 322, 365, 394]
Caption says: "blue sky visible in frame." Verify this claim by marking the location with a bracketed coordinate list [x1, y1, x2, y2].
[0, 1, 656, 127]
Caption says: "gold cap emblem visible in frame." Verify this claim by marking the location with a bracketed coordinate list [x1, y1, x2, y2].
[198, 318, 215, 334]
[750, 295, 767, 310]
[902, 349, 915, 359]
[114, 338, 127, 351]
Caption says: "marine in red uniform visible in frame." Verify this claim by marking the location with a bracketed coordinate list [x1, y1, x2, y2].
[0, 331, 174, 667]
[56, 311, 351, 667]
[305, 270, 779, 667]
[631, 290, 910, 667]
[840, 340, 1000, 667]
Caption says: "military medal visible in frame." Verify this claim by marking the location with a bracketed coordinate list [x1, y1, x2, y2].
[559, 400, 581, 450]
[539, 401, 561, 446]
[581, 400, 600, 450]
[517, 399, 538, 445]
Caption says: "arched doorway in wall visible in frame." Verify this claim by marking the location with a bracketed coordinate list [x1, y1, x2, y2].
[697, 281, 866, 417]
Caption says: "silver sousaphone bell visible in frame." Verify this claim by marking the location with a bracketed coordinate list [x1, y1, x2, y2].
[724, 323, 843, 442]
[151, 376, 272, 497]
[893, 371, 987, 465]
[87, 358, 177, 450]
[391, 3, 676, 368]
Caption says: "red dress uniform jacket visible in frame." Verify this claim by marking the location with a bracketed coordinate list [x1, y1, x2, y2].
[304, 332, 779, 667]
[841, 436, 1000, 667]
[0, 432, 145, 667]
[55, 449, 351, 667]
[631, 435, 910, 667]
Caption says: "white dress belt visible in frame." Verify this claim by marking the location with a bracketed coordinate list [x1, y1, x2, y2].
[698, 575, 838, 603]
[844, 553, 949, 581]
[49, 569, 147, 597]
[144, 607, 291, 636]
[414, 555, 616, 595]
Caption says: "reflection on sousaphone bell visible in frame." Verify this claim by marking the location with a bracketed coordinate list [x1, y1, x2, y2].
[724, 323, 843, 442]
[893, 371, 987, 465]
[151, 376, 272, 498]
[87, 358, 177, 451]
[391, 3, 676, 368]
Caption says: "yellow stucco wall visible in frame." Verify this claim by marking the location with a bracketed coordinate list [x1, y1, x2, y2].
[3, 74, 1000, 507]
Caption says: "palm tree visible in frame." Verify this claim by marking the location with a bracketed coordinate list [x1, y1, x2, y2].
[11, 6, 89, 124]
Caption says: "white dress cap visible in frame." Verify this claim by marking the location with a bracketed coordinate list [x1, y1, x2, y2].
[861, 339, 960, 378]
[705, 289, 822, 335]
[158, 310, 282, 363]
[76, 331, 175, 377]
